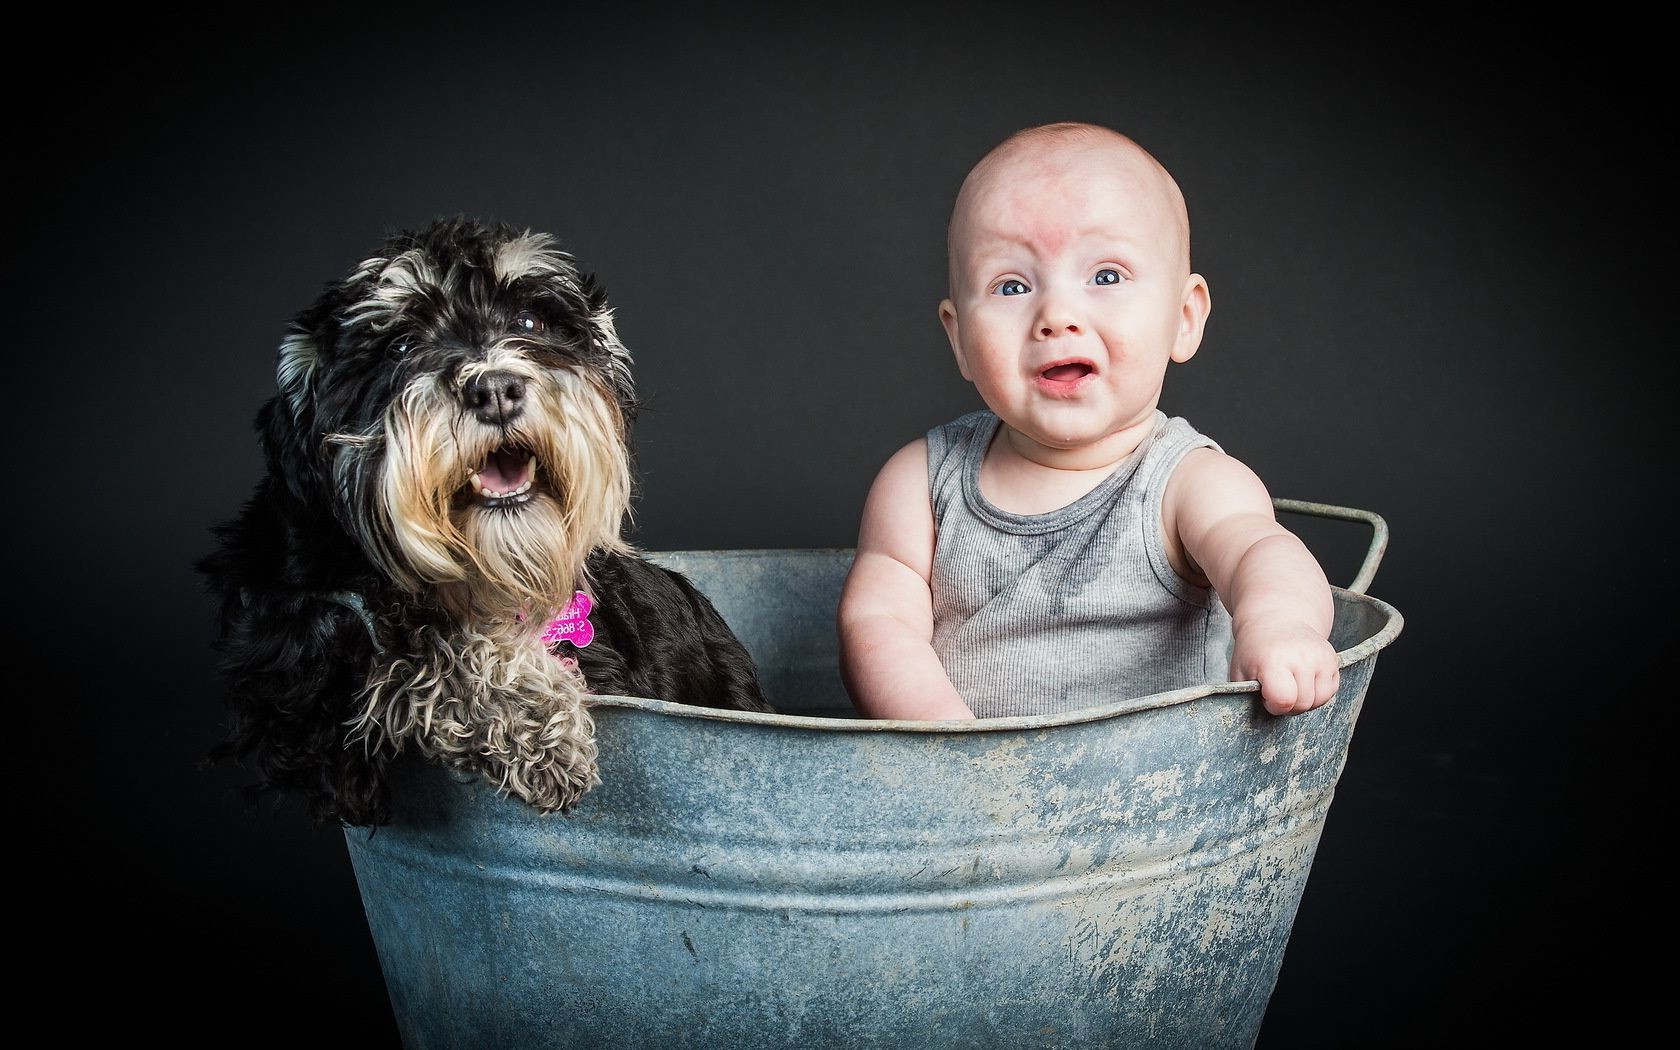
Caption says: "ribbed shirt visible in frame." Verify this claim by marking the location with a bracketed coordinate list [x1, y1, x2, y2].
[928, 409, 1234, 718]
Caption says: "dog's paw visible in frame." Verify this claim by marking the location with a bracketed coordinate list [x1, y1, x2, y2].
[481, 701, 601, 813]
[503, 745, 601, 814]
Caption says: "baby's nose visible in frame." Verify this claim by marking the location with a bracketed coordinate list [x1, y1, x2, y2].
[1033, 287, 1082, 337]
[1035, 304, 1082, 338]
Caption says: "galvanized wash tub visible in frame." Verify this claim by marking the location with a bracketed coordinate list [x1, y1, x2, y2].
[345, 500, 1402, 1049]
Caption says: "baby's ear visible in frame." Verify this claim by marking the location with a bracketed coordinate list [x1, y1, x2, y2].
[1172, 274, 1211, 364]
[939, 299, 972, 380]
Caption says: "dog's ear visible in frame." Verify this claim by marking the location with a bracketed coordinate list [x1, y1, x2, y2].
[260, 289, 345, 505]
[198, 289, 345, 617]
[578, 271, 639, 418]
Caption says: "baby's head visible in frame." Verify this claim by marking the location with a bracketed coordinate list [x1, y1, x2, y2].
[939, 123, 1210, 464]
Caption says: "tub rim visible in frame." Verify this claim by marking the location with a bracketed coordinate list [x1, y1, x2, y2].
[594, 547, 1404, 735]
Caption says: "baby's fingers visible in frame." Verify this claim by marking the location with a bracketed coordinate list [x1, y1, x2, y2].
[1310, 665, 1341, 711]
[1259, 661, 1338, 716]
[1257, 667, 1302, 716]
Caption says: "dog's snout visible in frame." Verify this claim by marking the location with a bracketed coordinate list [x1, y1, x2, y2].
[464, 371, 527, 426]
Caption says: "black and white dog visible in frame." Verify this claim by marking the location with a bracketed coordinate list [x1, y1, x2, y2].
[200, 217, 772, 827]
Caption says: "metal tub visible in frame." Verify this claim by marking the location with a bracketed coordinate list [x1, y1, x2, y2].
[346, 501, 1403, 1049]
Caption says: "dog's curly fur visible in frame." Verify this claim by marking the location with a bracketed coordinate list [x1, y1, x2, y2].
[199, 217, 772, 827]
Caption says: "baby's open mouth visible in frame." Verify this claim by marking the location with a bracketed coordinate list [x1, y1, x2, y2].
[469, 446, 538, 506]
[1039, 362, 1094, 382]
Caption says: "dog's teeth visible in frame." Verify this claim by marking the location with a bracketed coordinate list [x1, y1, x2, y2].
[516, 456, 538, 495]
[466, 455, 538, 501]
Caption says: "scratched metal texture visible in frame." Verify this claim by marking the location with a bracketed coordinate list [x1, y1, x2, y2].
[347, 531, 1402, 1049]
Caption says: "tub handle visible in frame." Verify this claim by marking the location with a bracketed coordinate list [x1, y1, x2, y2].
[1272, 498, 1389, 595]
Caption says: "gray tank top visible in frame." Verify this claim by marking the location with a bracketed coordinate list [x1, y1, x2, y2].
[928, 409, 1233, 718]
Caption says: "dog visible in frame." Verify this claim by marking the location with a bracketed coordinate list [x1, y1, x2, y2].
[199, 216, 773, 827]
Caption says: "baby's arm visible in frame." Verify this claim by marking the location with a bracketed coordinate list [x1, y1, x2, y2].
[837, 439, 976, 720]
[1165, 449, 1339, 716]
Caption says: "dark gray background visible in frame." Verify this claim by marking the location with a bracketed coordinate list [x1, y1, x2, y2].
[18, 6, 1661, 1045]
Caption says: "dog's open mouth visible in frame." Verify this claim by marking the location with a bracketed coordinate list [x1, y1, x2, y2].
[469, 446, 539, 507]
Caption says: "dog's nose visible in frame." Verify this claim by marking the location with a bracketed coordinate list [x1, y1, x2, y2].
[464, 371, 527, 426]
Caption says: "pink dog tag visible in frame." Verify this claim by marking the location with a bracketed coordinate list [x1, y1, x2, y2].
[541, 591, 596, 649]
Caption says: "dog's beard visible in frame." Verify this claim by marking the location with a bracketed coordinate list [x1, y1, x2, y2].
[331, 359, 632, 626]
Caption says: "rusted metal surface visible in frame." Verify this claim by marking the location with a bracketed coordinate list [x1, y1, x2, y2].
[346, 505, 1402, 1049]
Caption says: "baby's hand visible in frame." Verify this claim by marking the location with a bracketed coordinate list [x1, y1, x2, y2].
[1230, 620, 1340, 716]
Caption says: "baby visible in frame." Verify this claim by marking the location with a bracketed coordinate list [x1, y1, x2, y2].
[837, 122, 1339, 721]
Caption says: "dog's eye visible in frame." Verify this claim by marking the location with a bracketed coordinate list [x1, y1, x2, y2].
[390, 340, 411, 357]
[513, 310, 546, 335]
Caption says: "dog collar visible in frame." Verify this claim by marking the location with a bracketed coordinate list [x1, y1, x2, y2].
[541, 591, 595, 649]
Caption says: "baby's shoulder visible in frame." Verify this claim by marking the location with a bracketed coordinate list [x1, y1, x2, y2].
[1163, 444, 1271, 518]
[926, 408, 996, 445]
[925, 409, 996, 466]
[1143, 414, 1228, 479]
[870, 435, 931, 490]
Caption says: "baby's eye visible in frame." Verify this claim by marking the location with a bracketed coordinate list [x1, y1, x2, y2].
[513, 310, 546, 334]
[995, 279, 1030, 296]
[1093, 269, 1122, 286]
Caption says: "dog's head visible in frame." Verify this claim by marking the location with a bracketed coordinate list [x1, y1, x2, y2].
[266, 216, 636, 619]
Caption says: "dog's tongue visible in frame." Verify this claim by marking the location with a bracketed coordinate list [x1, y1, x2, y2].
[478, 448, 532, 494]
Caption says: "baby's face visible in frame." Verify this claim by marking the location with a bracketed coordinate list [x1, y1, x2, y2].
[940, 140, 1207, 465]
